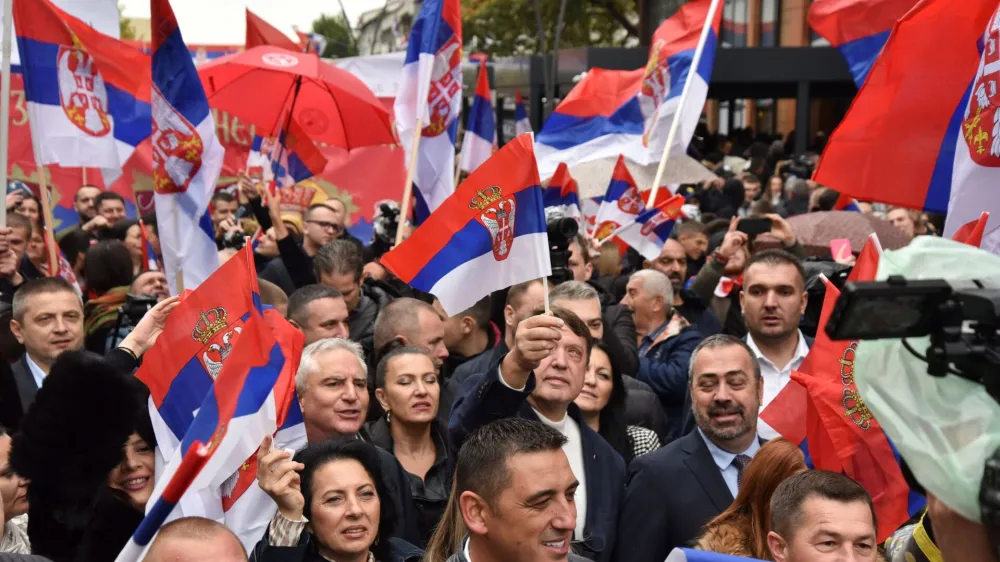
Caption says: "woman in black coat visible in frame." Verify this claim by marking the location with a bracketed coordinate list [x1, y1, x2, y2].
[251, 439, 423, 562]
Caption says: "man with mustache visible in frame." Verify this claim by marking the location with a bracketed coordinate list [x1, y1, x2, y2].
[613, 334, 764, 562]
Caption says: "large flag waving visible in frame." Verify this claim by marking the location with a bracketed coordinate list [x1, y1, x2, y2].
[394, 0, 463, 223]
[458, 59, 496, 174]
[640, 0, 724, 160]
[807, 0, 920, 85]
[381, 135, 551, 315]
[13, 0, 151, 184]
[813, 0, 1000, 249]
[151, 0, 225, 294]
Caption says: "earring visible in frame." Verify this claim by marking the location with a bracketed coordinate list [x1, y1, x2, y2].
[386, 411, 391, 424]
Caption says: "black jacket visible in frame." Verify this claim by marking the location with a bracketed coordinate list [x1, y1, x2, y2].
[621, 376, 670, 443]
[613, 430, 758, 562]
[0, 356, 37, 432]
[365, 419, 455, 547]
[448, 360, 626, 562]
[675, 290, 723, 337]
[352, 282, 392, 360]
[250, 532, 423, 562]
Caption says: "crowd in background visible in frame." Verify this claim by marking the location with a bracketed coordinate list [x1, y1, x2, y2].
[0, 126, 990, 562]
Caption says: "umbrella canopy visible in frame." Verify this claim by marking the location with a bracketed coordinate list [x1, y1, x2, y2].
[548, 153, 718, 199]
[198, 46, 395, 150]
[784, 211, 912, 256]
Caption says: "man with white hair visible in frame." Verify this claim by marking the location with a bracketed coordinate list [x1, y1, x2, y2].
[270, 338, 422, 545]
[620, 269, 704, 441]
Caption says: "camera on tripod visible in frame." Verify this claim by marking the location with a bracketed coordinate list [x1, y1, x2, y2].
[546, 215, 579, 286]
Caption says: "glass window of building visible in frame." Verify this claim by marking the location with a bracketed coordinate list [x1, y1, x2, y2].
[759, 0, 779, 47]
[720, 0, 748, 47]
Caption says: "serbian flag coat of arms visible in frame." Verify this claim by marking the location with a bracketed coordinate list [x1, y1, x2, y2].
[13, 0, 150, 182]
[381, 134, 551, 315]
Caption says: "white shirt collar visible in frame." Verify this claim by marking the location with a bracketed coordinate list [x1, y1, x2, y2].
[746, 330, 810, 369]
[24, 354, 47, 390]
[697, 428, 761, 470]
[464, 537, 473, 562]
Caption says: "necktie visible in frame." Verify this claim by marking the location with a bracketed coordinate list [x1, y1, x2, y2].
[733, 454, 753, 488]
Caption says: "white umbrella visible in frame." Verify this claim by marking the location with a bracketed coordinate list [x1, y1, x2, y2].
[544, 153, 718, 199]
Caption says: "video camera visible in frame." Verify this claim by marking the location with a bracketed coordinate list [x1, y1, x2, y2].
[825, 276, 1000, 552]
[546, 215, 579, 286]
[109, 293, 158, 349]
[785, 154, 815, 180]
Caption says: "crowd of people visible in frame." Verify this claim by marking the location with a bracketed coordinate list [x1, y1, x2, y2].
[0, 131, 992, 562]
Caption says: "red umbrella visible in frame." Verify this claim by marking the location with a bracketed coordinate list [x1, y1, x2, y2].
[198, 46, 395, 150]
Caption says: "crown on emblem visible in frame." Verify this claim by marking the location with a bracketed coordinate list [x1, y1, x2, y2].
[192, 307, 228, 345]
[469, 185, 503, 211]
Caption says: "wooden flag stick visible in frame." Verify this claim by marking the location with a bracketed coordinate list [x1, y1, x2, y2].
[395, 118, 423, 246]
[37, 167, 59, 275]
[82, 167, 88, 186]
[0, 0, 13, 229]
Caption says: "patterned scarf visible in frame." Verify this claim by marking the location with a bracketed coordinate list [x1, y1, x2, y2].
[1, 515, 30, 554]
[84, 286, 130, 336]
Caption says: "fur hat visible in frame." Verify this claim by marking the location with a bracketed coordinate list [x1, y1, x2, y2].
[10, 350, 153, 561]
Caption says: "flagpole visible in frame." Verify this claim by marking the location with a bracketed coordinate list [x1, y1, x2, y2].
[395, 118, 422, 246]
[37, 167, 59, 275]
[0, 0, 14, 228]
[82, 167, 88, 186]
[645, 0, 722, 209]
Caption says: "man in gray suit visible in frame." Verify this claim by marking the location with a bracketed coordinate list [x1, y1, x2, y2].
[1, 277, 83, 429]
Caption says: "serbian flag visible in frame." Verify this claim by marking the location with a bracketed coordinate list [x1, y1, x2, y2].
[43, 228, 82, 296]
[393, 0, 463, 223]
[543, 162, 583, 224]
[617, 194, 686, 261]
[807, 0, 920, 86]
[246, 116, 328, 190]
[137, 243, 262, 462]
[592, 155, 647, 241]
[535, 68, 645, 179]
[951, 211, 989, 247]
[640, 0, 724, 162]
[813, 0, 1000, 250]
[381, 135, 550, 315]
[834, 192, 862, 212]
[458, 59, 497, 174]
[13, 0, 151, 184]
[295, 29, 329, 55]
[245, 9, 300, 51]
[116, 307, 303, 560]
[514, 90, 532, 136]
[151, 0, 225, 295]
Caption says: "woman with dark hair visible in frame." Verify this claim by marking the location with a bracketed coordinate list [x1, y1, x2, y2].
[83, 240, 135, 353]
[109, 219, 144, 276]
[252, 438, 423, 562]
[9, 350, 157, 561]
[573, 340, 660, 465]
[365, 345, 453, 546]
[694, 438, 807, 558]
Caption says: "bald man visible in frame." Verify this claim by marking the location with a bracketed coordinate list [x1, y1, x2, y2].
[144, 517, 247, 562]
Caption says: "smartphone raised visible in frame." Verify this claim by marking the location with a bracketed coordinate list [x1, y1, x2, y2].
[737, 217, 772, 236]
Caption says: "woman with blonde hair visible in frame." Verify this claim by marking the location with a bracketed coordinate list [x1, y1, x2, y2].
[695, 438, 806, 559]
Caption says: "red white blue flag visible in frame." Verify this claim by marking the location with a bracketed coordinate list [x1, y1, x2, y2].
[514, 90, 532, 136]
[246, 115, 328, 190]
[393, 0, 463, 223]
[381, 135, 550, 315]
[543, 162, 582, 225]
[151, 0, 225, 294]
[458, 59, 496, 174]
[617, 194, 686, 261]
[814, 0, 1000, 251]
[13, 0, 150, 184]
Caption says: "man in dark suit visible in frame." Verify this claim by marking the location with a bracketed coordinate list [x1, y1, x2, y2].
[450, 307, 626, 562]
[613, 334, 765, 562]
[0, 277, 84, 430]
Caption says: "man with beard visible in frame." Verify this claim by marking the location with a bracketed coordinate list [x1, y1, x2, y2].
[612, 334, 764, 562]
[740, 249, 809, 440]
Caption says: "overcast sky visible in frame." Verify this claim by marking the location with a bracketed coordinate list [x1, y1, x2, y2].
[119, 0, 386, 44]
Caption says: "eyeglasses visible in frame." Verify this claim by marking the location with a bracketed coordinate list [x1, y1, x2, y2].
[307, 220, 344, 232]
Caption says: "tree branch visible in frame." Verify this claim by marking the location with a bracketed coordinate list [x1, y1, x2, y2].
[586, 0, 639, 38]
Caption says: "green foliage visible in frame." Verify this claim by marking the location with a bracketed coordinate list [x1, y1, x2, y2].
[312, 13, 358, 59]
[119, 4, 136, 40]
[461, 0, 637, 56]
